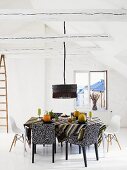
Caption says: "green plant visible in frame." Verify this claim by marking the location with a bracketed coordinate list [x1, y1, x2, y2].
[54, 115, 58, 121]
[48, 110, 54, 118]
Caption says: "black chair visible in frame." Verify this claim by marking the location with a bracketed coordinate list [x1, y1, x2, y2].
[32, 123, 56, 163]
[65, 123, 100, 167]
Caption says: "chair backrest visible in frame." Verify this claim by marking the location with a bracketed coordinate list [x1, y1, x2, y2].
[32, 123, 56, 145]
[83, 123, 100, 146]
[9, 116, 19, 133]
[109, 115, 120, 132]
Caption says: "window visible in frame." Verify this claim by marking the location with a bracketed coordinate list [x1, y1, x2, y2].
[75, 71, 107, 110]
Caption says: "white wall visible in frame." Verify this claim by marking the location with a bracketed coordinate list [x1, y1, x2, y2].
[45, 55, 127, 127]
[6, 56, 45, 129]
[108, 69, 127, 127]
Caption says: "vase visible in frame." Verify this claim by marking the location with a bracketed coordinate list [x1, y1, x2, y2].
[92, 100, 97, 110]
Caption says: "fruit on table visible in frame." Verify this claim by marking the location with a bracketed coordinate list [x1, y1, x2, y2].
[68, 117, 72, 123]
[78, 113, 87, 122]
[74, 110, 80, 117]
[43, 114, 51, 122]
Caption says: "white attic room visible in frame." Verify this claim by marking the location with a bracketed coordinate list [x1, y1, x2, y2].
[0, 0, 127, 170]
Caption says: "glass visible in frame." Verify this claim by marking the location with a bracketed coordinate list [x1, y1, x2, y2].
[37, 108, 42, 120]
[75, 72, 89, 107]
[89, 111, 93, 120]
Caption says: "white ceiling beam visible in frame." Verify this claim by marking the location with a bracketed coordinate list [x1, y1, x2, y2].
[0, 34, 112, 42]
[0, 9, 127, 21]
[0, 50, 88, 55]
[0, 46, 102, 53]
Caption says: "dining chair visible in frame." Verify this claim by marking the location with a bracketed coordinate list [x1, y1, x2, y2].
[104, 115, 121, 152]
[65, 123, 101, 167]
[32, 123, 56, 163]
[9, 116, 25, 152]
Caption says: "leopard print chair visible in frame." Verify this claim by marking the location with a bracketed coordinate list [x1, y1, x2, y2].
[32, 123, 56, 163]
[65, 123, 101, 167]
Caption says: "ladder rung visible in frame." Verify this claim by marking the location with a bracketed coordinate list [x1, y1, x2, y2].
[0, 125, 7, 127]
[0, 102, 6, 104]
[0, 65, 4, 67]
[0, 95, 6, 96]
[0, 73, 5, 74]
[0, 117, 6, 119]
[0, 109, 6, 111]
[0, 80, 5, 81]
[0, 87, 6, 89]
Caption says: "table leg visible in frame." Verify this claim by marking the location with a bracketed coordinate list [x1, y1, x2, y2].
[24, 127, 26, 156]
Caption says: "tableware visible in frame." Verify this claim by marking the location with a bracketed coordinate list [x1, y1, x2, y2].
[61, 115, 69, 118]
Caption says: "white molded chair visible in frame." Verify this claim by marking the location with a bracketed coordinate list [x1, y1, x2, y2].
[9, 116, 25, 152]
[104, 115, 121, 152]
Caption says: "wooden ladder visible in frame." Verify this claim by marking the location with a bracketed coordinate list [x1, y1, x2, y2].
[0, 54, 8, 133]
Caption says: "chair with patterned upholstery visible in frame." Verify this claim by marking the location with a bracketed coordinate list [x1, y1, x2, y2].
[32, 123, 56, 163]
[65, 123, 101, 167]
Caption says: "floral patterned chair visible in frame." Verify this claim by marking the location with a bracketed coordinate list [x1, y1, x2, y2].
[32, 123, 56, 163]
[65, 123, 101, 167]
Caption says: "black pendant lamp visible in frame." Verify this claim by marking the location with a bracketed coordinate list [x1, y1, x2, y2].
[52, 22, 77, 99]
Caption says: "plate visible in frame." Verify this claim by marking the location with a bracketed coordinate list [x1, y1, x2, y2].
[61, 115, 70, 118]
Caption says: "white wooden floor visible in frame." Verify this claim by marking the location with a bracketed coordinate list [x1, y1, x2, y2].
[0, 128, 127, 170]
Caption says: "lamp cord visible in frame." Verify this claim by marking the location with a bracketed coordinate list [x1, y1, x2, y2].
[64, 21, 66, 84]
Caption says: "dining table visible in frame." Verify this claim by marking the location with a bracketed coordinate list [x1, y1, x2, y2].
[24, 116, 106, 149]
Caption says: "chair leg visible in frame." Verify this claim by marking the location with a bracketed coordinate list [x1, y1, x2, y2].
[107, 134, 110, 152]
[79, 145, 81, 154]
[32, 144, 35, 163]
[9, 135, 17, 152]
[61, 142, 63, 147]
[110, 134, 112, 145]
[52, 143, 55, 163]
[54, 140, 56, 154]
[82, 146, 87, 167]
[14, 135, 17, 147]
[34, 144, 36, 154]
[23, 134, 27, 153]
[65, 141, 68, 160]
[114, 134, 121, 150]
[94, 143, 99, 160]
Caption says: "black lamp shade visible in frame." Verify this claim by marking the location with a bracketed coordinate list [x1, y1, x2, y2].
[52, 84, 77, 99]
